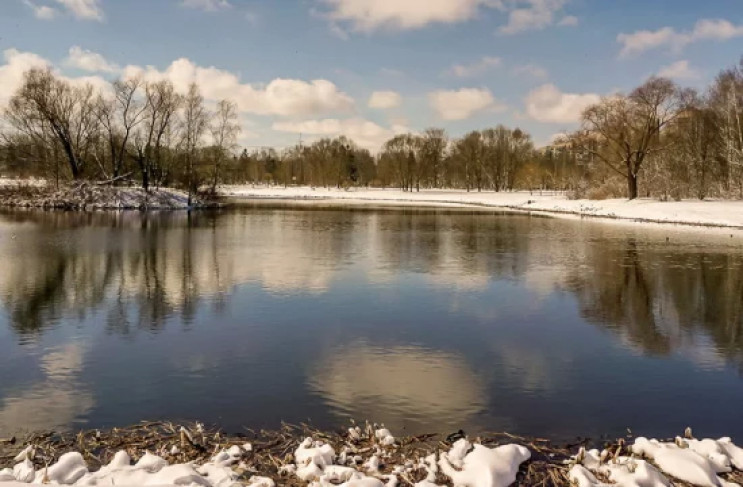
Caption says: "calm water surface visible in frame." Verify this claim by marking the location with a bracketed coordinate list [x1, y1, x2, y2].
[1, 205, 742, 442]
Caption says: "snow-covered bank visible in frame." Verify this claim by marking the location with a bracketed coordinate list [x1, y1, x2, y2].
[0, 182, 201, 210]
[221, 186, 743, 229]
[2, 424, 742, 487]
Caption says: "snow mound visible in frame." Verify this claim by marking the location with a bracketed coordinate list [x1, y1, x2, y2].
[438, 439, 531, 487]
[3, 426, 742, 487]
[572, 434, 743, 487]
[0, 446, 246, 487]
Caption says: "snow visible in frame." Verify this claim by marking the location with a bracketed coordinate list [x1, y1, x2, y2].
[375, 428, 396, 447]
[572, 435, 743, 487]
[2, 428, 743, 487]
[0, 178, 46, 188]
[220, 185, 743, 230]
[438, 440, 531, 487]
[0, 181, 196, 210]
[0, 446, 245, 487]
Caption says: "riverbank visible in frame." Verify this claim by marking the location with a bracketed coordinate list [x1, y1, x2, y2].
[221, 186, 743, 230]
[1, 422, 742, 487]
[0, 180, 199, 210]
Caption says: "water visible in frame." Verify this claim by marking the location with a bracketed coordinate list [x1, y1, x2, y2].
[1, 204, 742, 442]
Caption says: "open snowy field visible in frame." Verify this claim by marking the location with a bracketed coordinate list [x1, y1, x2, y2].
[221, 186, 743, 230]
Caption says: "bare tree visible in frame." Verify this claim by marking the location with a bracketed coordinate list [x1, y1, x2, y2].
[709, 58, 743, 195]
[130, 80, 183, 189]
[96, 76, 147, 181]
[579, 77, 685, 199]
[181, 83, 209, 204]
[4, 68, 99, 180]
[208, 100, 240, 192]
[419, 128, 447, 189]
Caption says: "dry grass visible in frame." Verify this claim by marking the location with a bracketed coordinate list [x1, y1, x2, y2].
[1, 422, 741, 486]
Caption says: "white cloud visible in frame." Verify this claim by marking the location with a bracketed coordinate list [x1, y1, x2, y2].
[557, 15, 577, 26]
[0, 48, 51, 104]
[428, 88, 504, 120]
[512, 63, 548, 79]
[65, 46, 119, 73]
[23, 0, 57, 19]
[657, 60, 700, 80]
[449, 56, 502, 77]
[368, 90, 402, 109]
[0, 48, 109, 108]
[54, 0, 103, 21]
[524, 84, 600, 123]
[618, 18, 743, 57]
[181, 0, 232, 11]
[498, 0, 572, 35]
[0, 47, 354, 121]
[320, 0, 494, 31]
[272, 118, 407, 152]
[123, 58, 355, 117]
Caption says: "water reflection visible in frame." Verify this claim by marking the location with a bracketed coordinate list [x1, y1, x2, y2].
[1, 207, 743, 438]
[0, 343, 94, 433]
[565, 235, 743, 369]
[308, 342, 487, 432]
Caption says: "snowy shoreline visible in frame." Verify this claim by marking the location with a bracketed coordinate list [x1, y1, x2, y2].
[220, 186, 743, 231]
[1, 422, 742, 487]
[0, 179, 209, 210]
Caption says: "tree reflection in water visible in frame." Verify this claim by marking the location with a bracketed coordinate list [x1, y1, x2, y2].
[1, 207, 742, 366]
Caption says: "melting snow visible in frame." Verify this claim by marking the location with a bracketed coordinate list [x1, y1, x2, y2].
[2, 427, 742, 486]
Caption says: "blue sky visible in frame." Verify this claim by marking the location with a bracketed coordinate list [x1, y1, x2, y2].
[0, 0, 741, 150]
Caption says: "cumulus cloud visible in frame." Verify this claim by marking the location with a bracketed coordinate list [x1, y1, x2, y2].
[65, 46, 119, 73]
[512, 63, 548, 79]
[0, 47, 354, 121]
[123, 58, 355, 117]
[368, 90, 402, 109]
[23, 0, 57, 19]
[320, 0, 493, 31]
[449, 56, 502, 77]
[657, 60, 700, 80]
[0, 48, 51, 104]
[618, 18, 743, 57]
[557, 15, 578, 26]
[497, 0, 573, 35]
[428, 88, 503, 121]
[0, 48, 110, 106]
[524, 84, 599, 123]
[180, 0, 232, 11]
[54, 0, 103, 21]
[272, 118, 407, 152]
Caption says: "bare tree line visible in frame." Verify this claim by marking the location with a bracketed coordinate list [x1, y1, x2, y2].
[567, 57, 743, 200]
[1, 68, 239, 199]
[2, 57, 743, 200]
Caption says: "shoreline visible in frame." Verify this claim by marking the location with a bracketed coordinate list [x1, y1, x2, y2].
[0, 181, 219, 211]
[1, 422, 742, 486]
[221, 186, 743, 232]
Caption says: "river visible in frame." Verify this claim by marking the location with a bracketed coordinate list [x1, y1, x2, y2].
[1, 204, 742, 442]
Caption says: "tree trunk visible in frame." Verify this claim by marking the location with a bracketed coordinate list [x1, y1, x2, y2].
[627, 172, 638, 200]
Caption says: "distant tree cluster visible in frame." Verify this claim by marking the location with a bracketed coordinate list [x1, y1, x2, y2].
[3, 56, 742, 200]
[217, 126, 571, 193]
[565, 57, 743, 200]
[0, 68, 239, 203]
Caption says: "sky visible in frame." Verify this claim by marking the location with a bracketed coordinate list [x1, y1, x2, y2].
[0, 0, 741, 151]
